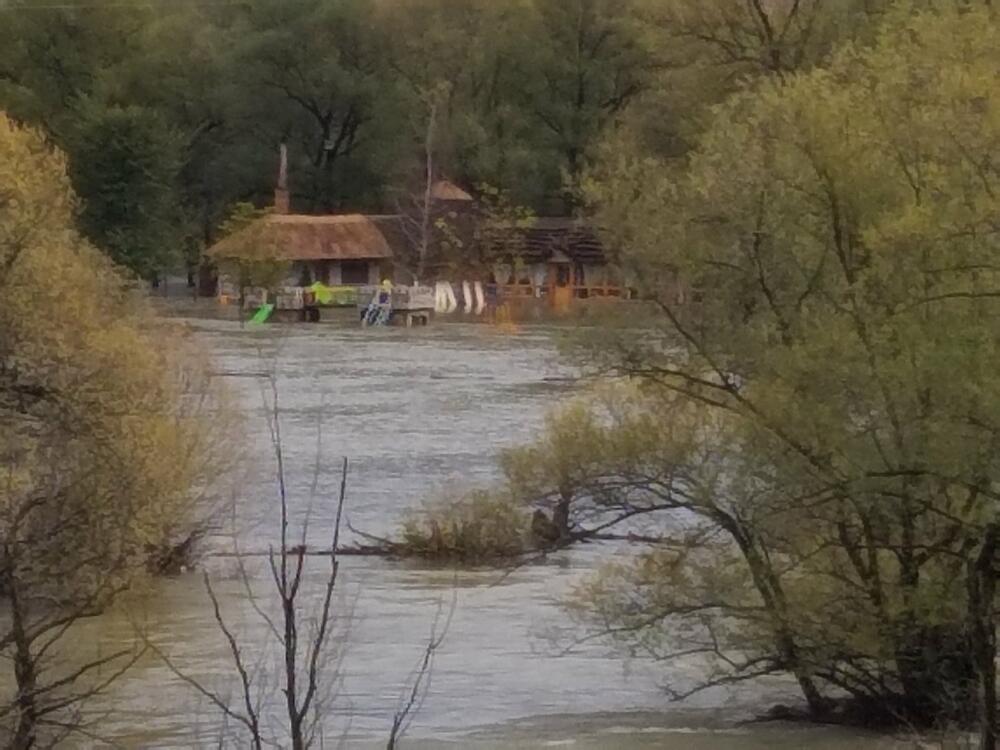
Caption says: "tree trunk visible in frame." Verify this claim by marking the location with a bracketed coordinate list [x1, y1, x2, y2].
[553, 486, 572, 541]
[765, 583, 827, 717]
[724, 518, 828, 716]
[416, 101, 437, 285]
[7, 564, 38, 750]
[780, 631, 827, 715]
[969, 525, 998, 750]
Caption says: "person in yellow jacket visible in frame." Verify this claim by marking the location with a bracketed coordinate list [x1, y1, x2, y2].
[378, 278, 393, 305]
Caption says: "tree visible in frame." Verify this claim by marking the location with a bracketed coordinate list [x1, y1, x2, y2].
[0, 113, 228, 747]
[515, 0, 657, 207]
[69, 103, 186, 280]
[0, 2, 197, 281]
[598, 0, 895, 167]
[148, 381, 350, 750]
[389, 84, 451, 284]
[434, 185, 535, 281]
[147, 378, 452, 749]
[227, 0, 401, 212]
[0, 0, 667, 232]
[648, 0, 882, 78]
[542, 0, 1000, 739]
[380, 0, 540, 206]
[0, 2, 147, 135]
[115, 3, 253, 276]
[211, 202, 289, 319]
[503, 386, 833, 713]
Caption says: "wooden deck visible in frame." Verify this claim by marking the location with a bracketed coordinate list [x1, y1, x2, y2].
[356, 285, 435, 311]
[357, 285, 435, 327]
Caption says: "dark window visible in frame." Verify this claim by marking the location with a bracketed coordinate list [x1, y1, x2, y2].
[341, 260, 369, 285]
[297, 263, 314, 286]
[317, 259, 332, 284]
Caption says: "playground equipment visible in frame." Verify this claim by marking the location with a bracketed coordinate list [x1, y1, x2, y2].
[248, 303, 275, 326]
[361, 287, 392, 326]
[357, 285, 435, 327]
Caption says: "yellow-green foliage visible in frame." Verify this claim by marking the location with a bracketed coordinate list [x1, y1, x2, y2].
[501, 382, 706, 498]
[572, 2, 1000, 719]
[216, 202, 289, 294]
[0, 113, 231, 601]
[400, 489, 529, 561]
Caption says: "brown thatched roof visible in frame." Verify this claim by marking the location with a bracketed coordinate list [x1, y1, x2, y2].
[430, 180, 474, 202]
[207, 214, 393, 262]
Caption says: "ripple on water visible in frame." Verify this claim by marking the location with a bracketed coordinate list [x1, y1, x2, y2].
[63, 315, 909, 748]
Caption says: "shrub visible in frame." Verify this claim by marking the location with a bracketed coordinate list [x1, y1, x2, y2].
[0, 112, 232, 602]
[399, 490, 530, 562]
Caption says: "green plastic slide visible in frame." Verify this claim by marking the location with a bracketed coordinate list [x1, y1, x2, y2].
[248, 303, 275, 326]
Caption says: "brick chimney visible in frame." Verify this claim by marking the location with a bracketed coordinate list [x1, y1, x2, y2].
[274, 142, 290, 214]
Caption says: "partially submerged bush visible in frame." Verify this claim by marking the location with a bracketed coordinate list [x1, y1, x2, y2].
[399, 490, 530, 562]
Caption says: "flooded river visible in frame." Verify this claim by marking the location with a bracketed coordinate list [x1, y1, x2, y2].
[80, 312, 932, 748]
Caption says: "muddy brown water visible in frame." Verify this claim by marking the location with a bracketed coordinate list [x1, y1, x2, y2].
[66, 310, 940, 748]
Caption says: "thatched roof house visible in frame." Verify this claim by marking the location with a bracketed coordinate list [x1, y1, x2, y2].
[203, 140, 616, 301]
[207, 213, 394, 287]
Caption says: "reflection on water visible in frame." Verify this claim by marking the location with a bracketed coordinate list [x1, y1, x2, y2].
[71, 314, 910, 748]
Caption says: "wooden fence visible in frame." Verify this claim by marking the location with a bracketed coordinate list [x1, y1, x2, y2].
[485, 283, 629, 300]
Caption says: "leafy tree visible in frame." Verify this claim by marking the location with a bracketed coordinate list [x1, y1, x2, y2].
[0, 3, 195, 280]
[380, 0, 546, 206]
[432, 185, 535, 281]
[514, 0, 657, 207]
[514, 1, 1000, 741]
[600, 0, 896, 166]
[226, 0, 403, 212]
[0, 0, 668, 236]
[0, 3, 146, 133]
[503, 386, 835, 712]
[117, 4, 253, 269]
[212, 202, 289, 313]
[648, 0, 882, 78]
[0, 113, 229, 746]
[69, 103, 186, 280]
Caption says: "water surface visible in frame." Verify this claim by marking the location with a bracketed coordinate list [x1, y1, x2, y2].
[78, 312, 925, 748]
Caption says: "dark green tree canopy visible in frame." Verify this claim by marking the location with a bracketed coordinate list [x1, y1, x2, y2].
[70, 104, 185, 280]
[0, 0, 676, 274]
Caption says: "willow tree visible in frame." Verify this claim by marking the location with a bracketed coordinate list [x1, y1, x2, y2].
[0, 114, 229, 747]
[541, 2, 1000, 740]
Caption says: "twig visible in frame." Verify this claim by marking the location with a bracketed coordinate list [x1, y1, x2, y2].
[387, 589, 456, 749]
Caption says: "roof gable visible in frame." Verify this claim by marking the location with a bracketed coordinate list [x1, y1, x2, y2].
[430, 180, 474, 202]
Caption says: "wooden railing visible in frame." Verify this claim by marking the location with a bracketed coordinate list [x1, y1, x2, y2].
[485, 283, 628, 300]
[220, 282, 633, 311]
